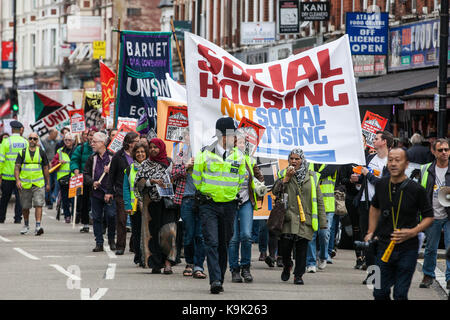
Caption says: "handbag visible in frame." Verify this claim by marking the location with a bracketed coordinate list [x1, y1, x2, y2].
[334, 189, 348, 216]
[266, 199, 286, 236]
[163, 197, 178, 210]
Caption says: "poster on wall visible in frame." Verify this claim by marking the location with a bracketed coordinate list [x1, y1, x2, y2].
[279, 0, 300, 34]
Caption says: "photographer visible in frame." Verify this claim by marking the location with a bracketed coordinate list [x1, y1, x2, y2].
[364, 147, 434, 300]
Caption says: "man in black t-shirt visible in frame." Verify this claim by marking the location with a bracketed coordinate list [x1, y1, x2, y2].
[364, 147, 434, 300]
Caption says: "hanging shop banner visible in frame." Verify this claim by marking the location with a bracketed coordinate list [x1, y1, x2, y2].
[361, 111, 388, 149]
[279, 0, 300, 34]
[116, 31, 172, 131]
[1, 41, 14, 69]
[389, 19, 450, 71]
[83, 91, 104, 129]
[346, 12, 388, 55]
[185, 33, 365, 165]
[69, 174, 84, 198]
[299, 1, 330, 21]
[352, 55, 387, 77]
[100, 62, 116, 117]
[240, 22, 276, 45]
[18, 90, 84, 139]
[68, 109, 86, 133]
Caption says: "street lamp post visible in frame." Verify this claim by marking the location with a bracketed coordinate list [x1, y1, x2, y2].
[437, 0, 449, 138]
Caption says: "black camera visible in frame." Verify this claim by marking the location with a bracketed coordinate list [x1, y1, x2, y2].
[354, 240, 376, 249]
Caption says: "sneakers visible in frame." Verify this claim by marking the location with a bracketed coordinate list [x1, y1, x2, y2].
[419, 275, 434, 288]
[20, 226, 30, 235]
[35, 227, 44, 236]
[231, 268, 243, 283]
[318, 259, 327, 270]
[210, 280, 223, 294]
[259, 252, 267, 261]
[80, 226, 89, 233]
[294, 276, 304, 285]
[264, 255, 275, 268]
[306, 266, 317, 273]
[354, 257, 364, 269]
[241, 266, 253, 283]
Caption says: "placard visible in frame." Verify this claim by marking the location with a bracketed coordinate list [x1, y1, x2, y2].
[165, 105, 188, 142]
[107, 124, 134, 154]
[68, 174, 83, 198]
[68, 109, 86, 133]
[117, 117, 138, 132]
[237, 117, 266, 156]
[361, 111, 388, 148]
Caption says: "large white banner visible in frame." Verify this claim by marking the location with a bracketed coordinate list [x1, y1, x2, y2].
[18, 90, 84, 139]
[185, 33, 365, 165]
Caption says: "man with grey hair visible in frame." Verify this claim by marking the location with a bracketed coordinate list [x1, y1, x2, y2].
[407, 133, 433, 165]
[83, 132, 116, 252]
[42, 128, 60, 209]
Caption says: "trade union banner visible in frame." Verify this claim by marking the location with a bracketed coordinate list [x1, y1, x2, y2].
[17, 90, 84, 139]
[116, 31, 172, 131]
[185, 33, 365, 165]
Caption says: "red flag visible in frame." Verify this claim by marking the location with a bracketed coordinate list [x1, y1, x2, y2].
[100, 61, 116, 118]
[0, 99, 11, 117]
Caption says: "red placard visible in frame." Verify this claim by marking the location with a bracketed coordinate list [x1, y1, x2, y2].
[107, 124, 135, 154]
[237, 117, 266, 155]
[68, 109, 86, 133]
[165, 105, 189, 142]
[361, 111, 388, 149]
[68, 174, 83, 198]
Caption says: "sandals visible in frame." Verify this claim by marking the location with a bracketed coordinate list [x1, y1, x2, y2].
[163, 265, 173, 275]
[183, 264, 193, 277]
[193, 270, 207, 279]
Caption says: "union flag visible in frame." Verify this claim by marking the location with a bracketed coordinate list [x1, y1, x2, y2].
[100, 61, 116, 118]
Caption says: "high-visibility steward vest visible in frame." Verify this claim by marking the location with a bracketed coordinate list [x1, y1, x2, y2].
[125, 163, 138, 214]
[278, 168, 321, 231]
[56, 147, 71, 181]
[0, 135, 27, 180]
[420, 163, 432, 189]
[192, 146, 246, 203]
[244, 155, 258, 210]
[19, 147, 45, 189]
[318, 164, 337, 213]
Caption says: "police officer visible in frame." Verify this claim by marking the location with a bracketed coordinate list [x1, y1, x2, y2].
[0, 121, 28, 223]
[192, 117, 246, 294]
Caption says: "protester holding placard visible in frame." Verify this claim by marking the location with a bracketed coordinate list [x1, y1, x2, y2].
[135, 138, 177, 274]
[42, 129, 60, 210]
[229, 129, 265, 284]
[70, 128, 97, 233]
[106, 132, 139, 255]
[123, 142, 149, 266]
[83, 132, 116, 252]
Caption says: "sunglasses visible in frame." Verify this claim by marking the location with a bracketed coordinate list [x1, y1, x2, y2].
[29, 137, 38, 141]
[436, 148, 449, 152]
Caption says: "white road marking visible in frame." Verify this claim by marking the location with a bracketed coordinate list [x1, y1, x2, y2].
[80, 288, 108, 300]
[43, 256, 74, 258]
[13, 248, 40, 260]
[0, 235, 12, 242]
[417, 259, 449, 296]
[49, 264, 82, 281]
[104, 245, 117, 259]
[104, 263, 116, 280]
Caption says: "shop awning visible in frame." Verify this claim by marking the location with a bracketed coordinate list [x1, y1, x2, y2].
[356, 67, 450, 106]
[399, 84, 450, 110]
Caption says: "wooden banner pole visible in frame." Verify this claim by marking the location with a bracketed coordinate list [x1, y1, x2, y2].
[113, 18, 121, 129]
[170, 17, 186, 84]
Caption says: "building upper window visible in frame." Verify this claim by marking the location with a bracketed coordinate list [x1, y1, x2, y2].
[127, 8, 142, 16]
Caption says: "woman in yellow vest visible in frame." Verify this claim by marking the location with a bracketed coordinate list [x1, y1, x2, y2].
[123, 142, 149, 266]
[272, 148, 326, 285]
[51, 133, 76, 223]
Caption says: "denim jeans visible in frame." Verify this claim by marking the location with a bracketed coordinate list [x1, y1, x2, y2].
[327, 214, 340, 259]
[45, 172, 58, 204]
[258, 219, 268, 253]
[199, 201, 237, 285]
[306, 212, 334, 266]
[180, 197, 205, 272]
[91, 196, 116, 246]
[252, 219, 260, 243]
[373, 247, 418, 300]
[59, 183, 73, 219]
[229, 200, 254, 270]
[422, 218, 450, 281]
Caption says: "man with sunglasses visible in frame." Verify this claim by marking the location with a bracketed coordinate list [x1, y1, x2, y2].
[14, 132, 50, 235]
[419, 138, 450, 290]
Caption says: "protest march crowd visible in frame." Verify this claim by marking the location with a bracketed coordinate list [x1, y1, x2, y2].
[0, 117, 448, 299]
[0, 32, 449, 300]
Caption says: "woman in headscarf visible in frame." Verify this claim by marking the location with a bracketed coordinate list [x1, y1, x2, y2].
[135, 138, 178, 274]
[271, 148, 326, 285]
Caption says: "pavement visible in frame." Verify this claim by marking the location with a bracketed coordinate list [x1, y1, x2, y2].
[0, 201, 448, 301]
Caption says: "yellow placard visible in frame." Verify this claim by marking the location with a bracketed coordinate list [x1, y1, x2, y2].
[93, 41, 106, 60]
